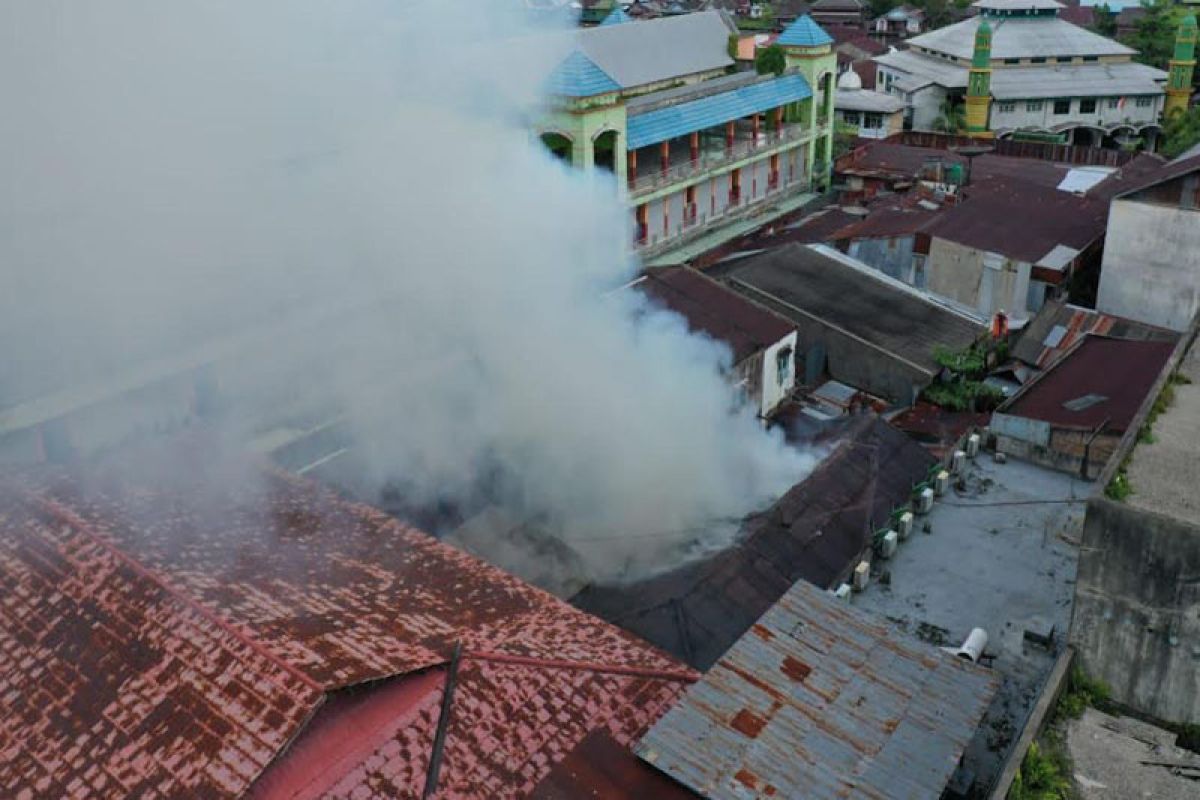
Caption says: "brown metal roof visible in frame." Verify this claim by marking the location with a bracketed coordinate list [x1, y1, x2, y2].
[573, 415, 936, 671]
[1, 435, 694, 798]
[637, 266, 795, 364]
[1011, 300, 1178, 370]
[1002, 335, 1176, 431]
[635, 578, 999, 800]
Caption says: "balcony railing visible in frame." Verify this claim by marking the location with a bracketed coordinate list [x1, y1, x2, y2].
[628, 124, 813, 197]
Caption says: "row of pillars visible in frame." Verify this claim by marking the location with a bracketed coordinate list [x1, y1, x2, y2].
[628, 107, 788, 183]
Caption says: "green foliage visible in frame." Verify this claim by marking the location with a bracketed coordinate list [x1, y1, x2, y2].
[1093, 3, 1118, 37]
[934, 345, 987, 377]
[1105, 462, 1132, 501]
[833, 121, 860, 158]
[869, 0, 897, 17]
[1161, 105, 1200, 160]
[727, 33, 739, 61]
[1124, 0, 1187, 69]
[1008, 740, 1072, 800]
[932, 96, 965, 133]
[755, 44, 787, 77]
[1055, 666, 1111, 722]
[923, 380, 1004, 412]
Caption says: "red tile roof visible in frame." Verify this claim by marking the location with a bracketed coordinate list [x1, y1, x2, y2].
[1, 437, 694, 798]
[1001, 335, 1176, 431]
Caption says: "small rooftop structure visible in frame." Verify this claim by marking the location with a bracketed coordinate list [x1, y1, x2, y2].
[573, 415, 936, 670]
[777, 14, 835, 47]
[635, 578, 999, 800]
[1010, 300, 1178, 370]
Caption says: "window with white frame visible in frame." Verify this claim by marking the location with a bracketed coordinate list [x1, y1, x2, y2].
[1026, 100, 1043, 112]
[996, 101, 1016, 114]
[1135, 96, 1153, 108]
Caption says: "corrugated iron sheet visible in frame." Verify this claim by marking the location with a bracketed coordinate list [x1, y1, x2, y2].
[635, 579, 998, 800]
[627, 74, 812, 149]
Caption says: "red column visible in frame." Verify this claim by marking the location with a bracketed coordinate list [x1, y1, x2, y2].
[690, 131, 699, 163]
[752, 113, 760, 145]
[660, 141, 670, 176]
[635, 204, 648, 244]
[775, 106, 784, 136]
[726, 121, 735, 153]
[628, 149, 638, 188]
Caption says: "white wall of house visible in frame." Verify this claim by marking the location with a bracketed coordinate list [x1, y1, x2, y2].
[760, 330, 799, 418]
[927, 238, 1035, 319]
[990, 95, 1162, 132]
[1098, 199, 1200, 331]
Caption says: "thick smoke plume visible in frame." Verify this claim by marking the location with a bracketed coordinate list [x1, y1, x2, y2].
[1, 1, 815, 582]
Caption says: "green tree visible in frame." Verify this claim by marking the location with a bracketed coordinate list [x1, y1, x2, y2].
[1161, 105, 1200, 158]
[869, 0, 897, 18]
[1094, 3, 1117, 37]
[922, 0, 954, 29]
[932, 96, 965, 133]
[1125, 0, 1178, 68]
[755, 44, 786, 76]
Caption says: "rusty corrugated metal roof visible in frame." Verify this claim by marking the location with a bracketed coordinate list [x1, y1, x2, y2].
[635, 579, 998, 800]
[1, 434, 694, 799]
[1011, 300, 1178, 370]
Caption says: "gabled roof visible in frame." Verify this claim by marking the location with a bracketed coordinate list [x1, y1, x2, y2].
[636, 266, 795, 364]
[777, 14, 835, 47]
[636, 578, 999, 800]
[545, 50, 620, 97]
[574, 10, 735, 90]
[0, 436, 693, 798]
[600, 6, 633, 25]
[627, 72, 813, 148]
[905, 16, 1134, 60]
[989, 61, 1165, 100]
[573, 415, 936, 671]
[999, 335, 1176, 431]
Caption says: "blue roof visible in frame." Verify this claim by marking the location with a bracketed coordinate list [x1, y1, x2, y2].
[626, 73, 813, 149]
[545, 51, 620, 97]
[599, 7, 632, 25]
[777, 14, 833, 47]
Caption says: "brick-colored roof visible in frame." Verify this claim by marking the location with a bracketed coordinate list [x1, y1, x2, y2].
[1, 437, 694, 798]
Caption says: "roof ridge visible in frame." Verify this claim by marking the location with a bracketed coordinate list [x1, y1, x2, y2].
[25, 489, 325, 693]
[464, 650, 698, 681]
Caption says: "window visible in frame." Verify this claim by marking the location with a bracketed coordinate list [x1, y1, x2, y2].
[1135, 96, 1154, 108]
[1053, 98, 1071, 115]
[864, 112, 883, 129]
[1107, 97, 1119, 109]
[1056, 56, 1073, 64]
[1005, 57, 1020, 64]
[1083, 55, 1099, 63]
[1080, 98, 1097, 113]
[1026, 100, 1044, 112]
[997, 101, 1016, 114]
[1031, 56, 1047, 64]
[843, 110, 861, 125]
[775, 348, 792, 387]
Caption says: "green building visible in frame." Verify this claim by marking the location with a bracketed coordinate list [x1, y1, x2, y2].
[539, 10, 836, 256]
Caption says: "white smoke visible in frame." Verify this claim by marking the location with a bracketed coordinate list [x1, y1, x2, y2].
[0, 0, 815, 582]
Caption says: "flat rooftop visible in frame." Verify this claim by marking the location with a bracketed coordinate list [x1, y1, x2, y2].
[1124, 338, 1200, 525]
[849, 454, 1093, 793]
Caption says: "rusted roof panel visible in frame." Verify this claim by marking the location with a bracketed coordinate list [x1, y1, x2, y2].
[636, 579, 998, 800]
[0, 489, 323, 800]
[1011, 300, 1178, 370]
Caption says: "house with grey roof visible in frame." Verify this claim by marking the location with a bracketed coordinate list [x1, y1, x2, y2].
[536, 12, 838, 258]
[873, 0, 1168, 148]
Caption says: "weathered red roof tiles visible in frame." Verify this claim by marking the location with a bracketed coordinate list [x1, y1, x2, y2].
[1, 436, 694, 798]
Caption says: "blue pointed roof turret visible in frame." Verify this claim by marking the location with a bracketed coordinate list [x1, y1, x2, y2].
[545, 50, 621, 97]
[600, 7, 632, 25]
[777, 14, 834, 47]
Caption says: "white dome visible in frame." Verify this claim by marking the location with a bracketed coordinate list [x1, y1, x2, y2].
[837, 70, 863, 90]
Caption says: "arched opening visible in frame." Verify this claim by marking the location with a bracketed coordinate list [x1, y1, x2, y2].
[593, 130, 619, 174]
[1067, 126, 1102, 148]
[540, 132, 573, 163]
[1104, 125, 1137, 150]
[1139, 124, 1162, 153]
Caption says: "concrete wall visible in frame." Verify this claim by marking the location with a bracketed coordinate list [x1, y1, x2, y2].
[1097, 199, 1200, 332]
[759, 330, 798, 417]
[928, 238, 1034, 319]
[786, 315, 929, 402]
[1071, 497, 1200, 725]
[994, 424, 1119, 480]
[990, 96, 1160, 133]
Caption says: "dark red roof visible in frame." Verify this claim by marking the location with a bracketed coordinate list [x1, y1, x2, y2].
[1058, 5, 1095, 26]
[637, 266, 794, 363]
[0, 436, 694, 798]
[923, 179, 1107, 263]
[1002, 335, 1176, 431]
[827, 201, 941, 241]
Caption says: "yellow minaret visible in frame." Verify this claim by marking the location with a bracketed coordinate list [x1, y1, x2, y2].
[965, 19, 994, 138]
[1165, 14, 1197, 120]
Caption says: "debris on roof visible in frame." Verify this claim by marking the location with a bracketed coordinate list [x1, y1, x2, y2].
[635, 578, 999, 800]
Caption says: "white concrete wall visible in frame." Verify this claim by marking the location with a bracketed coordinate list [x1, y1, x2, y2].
[991, 95, 1162, 132]
[909, 85, 947, 131]
[759, 330, 798, 418]
[1098, 199, 1200, 331]
[928, 238, 1035, 319]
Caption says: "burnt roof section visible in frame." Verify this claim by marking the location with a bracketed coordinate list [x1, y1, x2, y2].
[923, 179, 1108, 263]
[572, 415, 936, 671]
[636, 266, 795, 363]
[635, 578, 999, 800]
[1001, 335, 1176, 431]
[1, 435, 693, 798]
[711, 243, 985, 376]
[1011, 300, 1178, 370]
